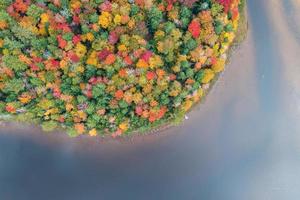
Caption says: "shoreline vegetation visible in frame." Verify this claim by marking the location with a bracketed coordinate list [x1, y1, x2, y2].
[131, 0, 248, 137]
[0, 0, 247, 138]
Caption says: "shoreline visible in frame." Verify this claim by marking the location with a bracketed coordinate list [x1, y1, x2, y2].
[123, 1, 249, 141]
[0, 3, 249, 142]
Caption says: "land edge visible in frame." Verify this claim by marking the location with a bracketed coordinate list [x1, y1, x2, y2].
[0, 2, 249, 141]
[125, 1, 250, 140]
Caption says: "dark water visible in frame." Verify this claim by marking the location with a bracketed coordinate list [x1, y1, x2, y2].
[1, 0, 300, 199]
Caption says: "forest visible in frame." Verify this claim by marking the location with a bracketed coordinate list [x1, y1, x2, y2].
[0, 0, 243, 137]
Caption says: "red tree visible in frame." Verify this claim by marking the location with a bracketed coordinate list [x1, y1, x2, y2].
[217, 0, 233, 12]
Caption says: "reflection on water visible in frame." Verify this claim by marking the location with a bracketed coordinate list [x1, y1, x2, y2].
[1, 0, 300, 199]
[283, 0, 300, 41]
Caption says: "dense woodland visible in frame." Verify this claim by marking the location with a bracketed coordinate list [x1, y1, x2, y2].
[0, 0, 242, 137]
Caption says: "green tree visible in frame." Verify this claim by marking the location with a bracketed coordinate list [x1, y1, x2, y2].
[147, 7, 163, 33]
[3, 78, 24, 94]
[2, 55, 28, 72]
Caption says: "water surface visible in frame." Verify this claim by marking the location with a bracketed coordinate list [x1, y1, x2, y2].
[1, 0, 300, 199]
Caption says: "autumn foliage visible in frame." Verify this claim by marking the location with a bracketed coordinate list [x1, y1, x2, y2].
[0, 0, 242, 137]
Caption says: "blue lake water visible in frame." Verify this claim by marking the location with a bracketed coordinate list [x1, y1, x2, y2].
[1, 0, 300, 199]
